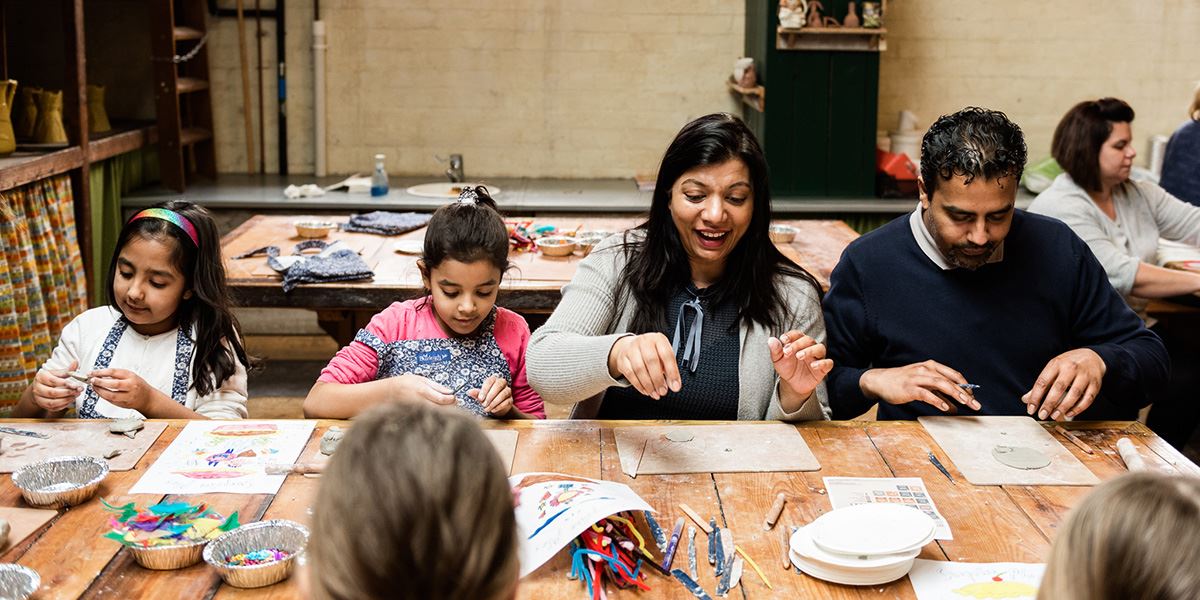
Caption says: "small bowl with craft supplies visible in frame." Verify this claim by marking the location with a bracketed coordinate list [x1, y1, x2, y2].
[769, 224, 799, 243]
[293, 220, 338, 239]
[0, 564, 39, 600]
[102, 499, 241, 570]
[12, 455, 108, 509]
[204, 519, 309, 588]
[536, 236, 576, 257]
[574, 234, 605, 257]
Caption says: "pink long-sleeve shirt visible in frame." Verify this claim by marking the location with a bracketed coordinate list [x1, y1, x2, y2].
[318, 298, 545, 418]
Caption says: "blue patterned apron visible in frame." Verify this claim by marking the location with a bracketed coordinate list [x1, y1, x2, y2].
[77, 318, 194, 419]
[353, 309, 512, 418]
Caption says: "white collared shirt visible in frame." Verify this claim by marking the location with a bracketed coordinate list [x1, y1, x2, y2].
[908, 203, 1004, 270]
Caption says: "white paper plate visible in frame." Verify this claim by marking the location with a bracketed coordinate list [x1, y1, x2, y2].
[791, 525, 921, 569]
[810, 503, 936, 557]
[790, 549, 914, 586]
[394, 240, 424, 254]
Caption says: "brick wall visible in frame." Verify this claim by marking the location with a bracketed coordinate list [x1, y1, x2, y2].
[204, 1, 1200, 177]
[878, 0, 1200, 165]
[206, 0, 743, 177]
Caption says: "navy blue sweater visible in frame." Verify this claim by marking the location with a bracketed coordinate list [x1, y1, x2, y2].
[823, 210, 1169, 420]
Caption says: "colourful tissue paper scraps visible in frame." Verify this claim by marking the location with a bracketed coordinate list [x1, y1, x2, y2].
[226, 548, 291, 566]
[101, 498, 240, 547]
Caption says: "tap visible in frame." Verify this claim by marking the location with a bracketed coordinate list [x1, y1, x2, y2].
[445, 154, 464, 183]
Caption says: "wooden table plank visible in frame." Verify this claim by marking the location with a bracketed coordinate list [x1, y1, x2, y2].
[866, 423, 1051, 563]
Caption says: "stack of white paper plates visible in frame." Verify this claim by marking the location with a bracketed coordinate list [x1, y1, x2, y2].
[791, 503, 936, 586]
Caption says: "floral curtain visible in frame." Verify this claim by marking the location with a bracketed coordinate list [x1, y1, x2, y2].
[0, 175, 88, 410]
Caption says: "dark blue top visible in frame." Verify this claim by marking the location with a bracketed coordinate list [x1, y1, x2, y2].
[822, 209, 1169, 420]
[598, 284, 740, 420]
[1161, 120, 1200, 207]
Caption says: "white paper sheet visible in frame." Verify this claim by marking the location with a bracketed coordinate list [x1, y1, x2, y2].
[511, 472, 653, 577]
[908, 559, 1044, 599]
[130, 420, 315, 495]
[823, 476, 953, 540]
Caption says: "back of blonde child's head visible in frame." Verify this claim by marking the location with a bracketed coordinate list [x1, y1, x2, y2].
[420, 185, 510, 277]
[1038, 472, 1200, 600]
[308, 402, 518, 600]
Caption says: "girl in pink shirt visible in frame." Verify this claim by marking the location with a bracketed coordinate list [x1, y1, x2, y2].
[304, 187, 545, 419]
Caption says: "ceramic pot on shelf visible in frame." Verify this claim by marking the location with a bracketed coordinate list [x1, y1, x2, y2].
[14, 85, 40, 141]
[843, 1, 860, 28]
[87, 84, 111, 134]
[0, 80, 17, 155]
[33, 89, 67, 144]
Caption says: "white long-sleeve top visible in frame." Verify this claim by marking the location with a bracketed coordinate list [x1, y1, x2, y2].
[43, 307, 248, 419]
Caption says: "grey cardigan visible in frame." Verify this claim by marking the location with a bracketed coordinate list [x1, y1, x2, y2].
[1028, 173, 1200, 296]
[526, 234, 830, 421]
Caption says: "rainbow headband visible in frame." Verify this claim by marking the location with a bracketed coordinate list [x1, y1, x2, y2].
[130, 208, 200, 247]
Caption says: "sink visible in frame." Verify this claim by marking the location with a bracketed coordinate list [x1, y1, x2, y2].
[405, 182, 502, 198]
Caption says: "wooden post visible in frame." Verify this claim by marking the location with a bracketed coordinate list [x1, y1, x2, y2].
[235, 0, 255, 173]
[63, 0, 91, 304]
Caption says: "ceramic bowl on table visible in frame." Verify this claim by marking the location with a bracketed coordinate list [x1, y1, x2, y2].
[535, 236, 576, 257]
[293, 220, 338, 239]
[128, 537, 210, 570]
[0, 564, 39, 599]
[12, 455, 108, 509]
[769, 224, 799, 243]
[573, 234, 606, 257]
[203, 520, 309, 589]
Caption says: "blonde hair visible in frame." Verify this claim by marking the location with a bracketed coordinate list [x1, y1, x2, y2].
[1038, 472, 1200, 600]
[1190, 82, 1200, 121]
[307, 403, 518, 600]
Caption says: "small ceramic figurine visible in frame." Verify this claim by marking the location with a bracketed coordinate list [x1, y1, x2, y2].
[843, 1, 860, 27]
[778, 0, 807, 28]
[806, 0, 825, 27]
[733, 58, 757, 88]
[862, 1, 882, 28]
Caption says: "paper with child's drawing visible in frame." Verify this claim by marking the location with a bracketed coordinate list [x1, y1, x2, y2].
[511, 473, 653, 577]
[130, 420, 315, 495]
[908, 559, 1044, 600]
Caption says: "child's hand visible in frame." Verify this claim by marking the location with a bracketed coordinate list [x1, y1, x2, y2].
[31, 360, 83, 412]
[88, 368, 162, 413]
[470, 376, 514, 417]
[391, 373, 456, 406]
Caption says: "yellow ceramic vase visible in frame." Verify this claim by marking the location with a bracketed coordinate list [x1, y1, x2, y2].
[14, 85, 40, 141]
[0, 80, 16, 155]
[88, 84, 111, 134]
[33, 89, 67, 144]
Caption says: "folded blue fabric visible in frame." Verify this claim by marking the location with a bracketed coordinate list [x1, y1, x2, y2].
[342, 211, 431, 236]
[234, 240, 374, 292]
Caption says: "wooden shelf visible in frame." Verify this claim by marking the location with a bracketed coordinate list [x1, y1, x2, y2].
[89, 123, 158, 163]
[176, 77, 209, 94]
[0, 147, 85, 191]
[0, 123, 158, 192]
[727, 79, 765, 113]
[776, 26, 887, 52]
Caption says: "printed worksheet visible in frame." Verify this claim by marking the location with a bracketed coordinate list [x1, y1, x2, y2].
[823, 476, 953, 540]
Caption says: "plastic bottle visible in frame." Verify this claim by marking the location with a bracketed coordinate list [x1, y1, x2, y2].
[370, 153, 389, 197]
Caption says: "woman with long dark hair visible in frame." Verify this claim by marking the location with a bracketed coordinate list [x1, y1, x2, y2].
[526, 113, 831, 420]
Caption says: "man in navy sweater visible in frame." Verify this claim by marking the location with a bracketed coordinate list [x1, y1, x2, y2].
[823, 107, 1168, 421]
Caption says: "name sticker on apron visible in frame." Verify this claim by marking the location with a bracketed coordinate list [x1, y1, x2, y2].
[416, 349, 452, 365]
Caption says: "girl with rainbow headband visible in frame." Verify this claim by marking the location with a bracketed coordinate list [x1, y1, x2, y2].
[15, 201, 250, 419]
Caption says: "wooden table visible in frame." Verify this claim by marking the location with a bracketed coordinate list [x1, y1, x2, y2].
[4, 419, 1194, 599]
[219, 215, 860, 343]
